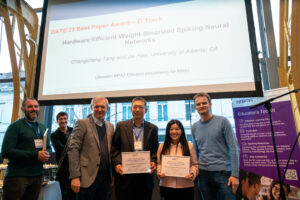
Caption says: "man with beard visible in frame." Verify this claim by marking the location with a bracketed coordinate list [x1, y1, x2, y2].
[1, 97, 52, 200]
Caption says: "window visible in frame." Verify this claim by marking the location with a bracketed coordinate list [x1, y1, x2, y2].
[185, 100, 195, 120]
[122, 103, 132, 121]
[0, 81, 24, 151]
[158, 102, 168, 122]
[65, 107, 76, 127]
[145, 105, 150, 121]
[106, 106, 111, 121]
[82, 106, 90, 119]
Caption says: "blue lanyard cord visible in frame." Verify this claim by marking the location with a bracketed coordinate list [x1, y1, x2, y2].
[133, 126, 143, 141]
[24, 118, 40, 138]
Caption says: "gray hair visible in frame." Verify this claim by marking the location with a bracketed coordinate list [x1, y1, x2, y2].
[22, 97, 39, 107]
[90, 96, 109, 108]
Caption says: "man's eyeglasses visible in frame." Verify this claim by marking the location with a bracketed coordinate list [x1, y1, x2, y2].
[132, 106, 145, 110]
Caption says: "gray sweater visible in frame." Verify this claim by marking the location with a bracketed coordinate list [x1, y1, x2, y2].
[192, 115, 240, 177]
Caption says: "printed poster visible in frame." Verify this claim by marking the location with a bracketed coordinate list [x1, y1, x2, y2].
[232, 88, 300, 188]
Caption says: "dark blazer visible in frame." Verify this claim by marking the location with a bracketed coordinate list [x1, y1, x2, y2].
[111, 119, 158, 191]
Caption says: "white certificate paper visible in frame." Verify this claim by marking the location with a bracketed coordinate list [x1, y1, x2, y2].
[122, 151, 150, 174]
[161, 155, 190, 178]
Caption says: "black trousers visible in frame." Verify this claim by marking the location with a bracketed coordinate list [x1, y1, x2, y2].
[77, 183, 109, 200]
[115, 174, 153, 200]
[58, 179, 76, 200]
[76, 168, 110, 200]
[2, 176, 43, 200]
[160, 186, 194, 200]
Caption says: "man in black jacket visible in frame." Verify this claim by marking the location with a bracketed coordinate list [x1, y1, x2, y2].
[51, 111, 75, 200]
[111, 97, 159, 200]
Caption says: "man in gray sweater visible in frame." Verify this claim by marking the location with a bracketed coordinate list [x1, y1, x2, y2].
[192, 92, 240, 200]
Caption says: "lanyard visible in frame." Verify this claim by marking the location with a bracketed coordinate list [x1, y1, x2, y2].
[133, 124, 143, 141]
[24, 118, 40, 138]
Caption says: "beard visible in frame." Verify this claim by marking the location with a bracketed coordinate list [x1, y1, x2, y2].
[24, 110, 39, 121]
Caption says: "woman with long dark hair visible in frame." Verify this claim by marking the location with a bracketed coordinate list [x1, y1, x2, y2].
[157, 120, 198, 200]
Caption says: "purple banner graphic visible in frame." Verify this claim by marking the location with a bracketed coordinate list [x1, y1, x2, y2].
[233, 100, 300, 188]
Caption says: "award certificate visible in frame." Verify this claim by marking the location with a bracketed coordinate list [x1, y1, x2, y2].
[161, 155, 190, 177]
[122, 151, 150, 174]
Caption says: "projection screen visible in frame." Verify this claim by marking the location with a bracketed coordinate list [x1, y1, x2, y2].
[34, 0, 262, 105]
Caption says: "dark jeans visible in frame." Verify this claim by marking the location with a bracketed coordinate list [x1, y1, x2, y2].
[160, 186, 194, 200]
[2, 176, 43, 200]
[198, 170, 235, 200]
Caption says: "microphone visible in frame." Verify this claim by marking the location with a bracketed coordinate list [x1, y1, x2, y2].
[249, 88, 300, 109]
[249, 97, 275, 109]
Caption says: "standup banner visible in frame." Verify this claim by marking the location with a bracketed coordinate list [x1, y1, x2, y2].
[232, 87, 300, 188]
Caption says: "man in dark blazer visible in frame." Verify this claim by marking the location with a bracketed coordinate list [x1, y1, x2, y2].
[112, 97, 159, 200]
[68, 96, 114, 200]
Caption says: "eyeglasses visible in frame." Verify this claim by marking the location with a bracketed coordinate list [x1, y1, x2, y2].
[132, 106, 145, 110]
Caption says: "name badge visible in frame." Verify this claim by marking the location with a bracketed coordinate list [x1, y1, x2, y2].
[34, 139, 43, 148]
[134, 141, 142, 151]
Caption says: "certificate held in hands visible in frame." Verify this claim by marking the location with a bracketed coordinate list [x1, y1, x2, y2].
[161, 155, 190, 178]
[122, 151, 150, 174]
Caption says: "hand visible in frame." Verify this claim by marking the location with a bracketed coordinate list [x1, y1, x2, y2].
[227, 176, 239, 195]
[38, 150, 50, 162]
[184, 173, 194, 181]
[157, 172, 166, 179]
[71, 178, 81, 193]
[115, 164, 123, 175]
[150, 162, 156, 174]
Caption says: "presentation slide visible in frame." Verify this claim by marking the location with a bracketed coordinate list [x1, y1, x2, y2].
[36, 0, 260, 102]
